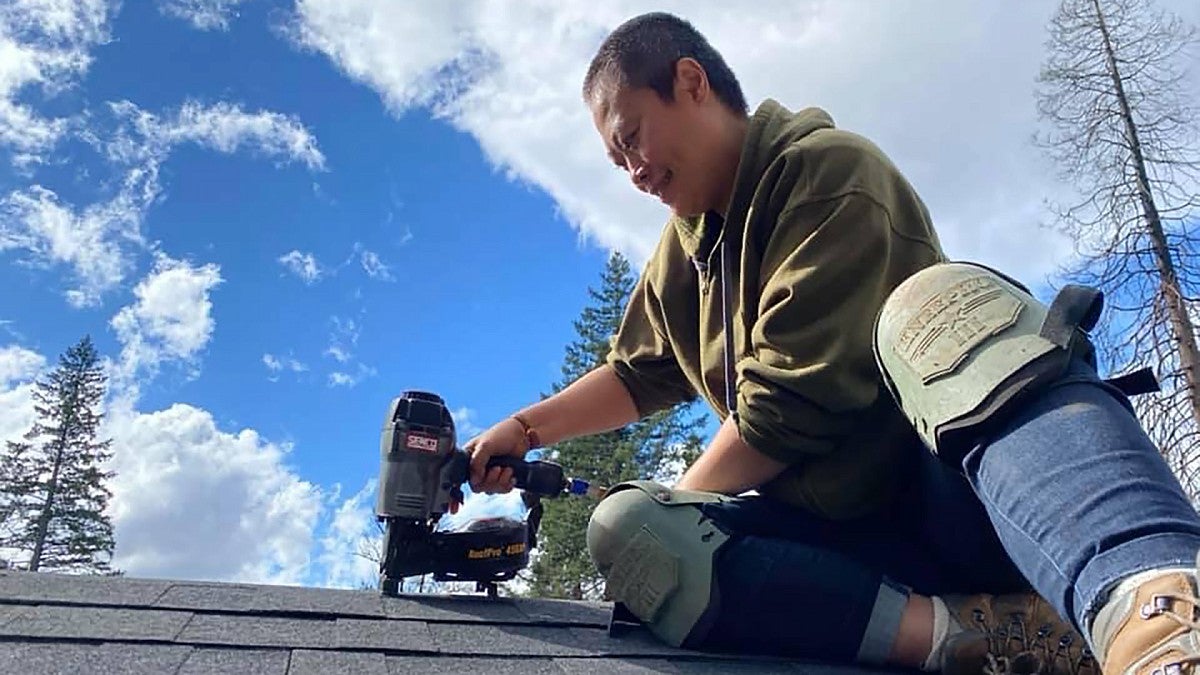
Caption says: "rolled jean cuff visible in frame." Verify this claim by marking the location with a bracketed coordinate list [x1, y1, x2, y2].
[856, 577, 910, 665]
[1074, 531, 1200, 629]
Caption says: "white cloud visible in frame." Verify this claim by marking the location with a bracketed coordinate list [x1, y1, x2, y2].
[290, 0, 1200, 283]
[328, 363, 375, 388]
[0, 344, 44, 446]
[263, 352, 308, 375]
[0, 343, 46, 387]
[316, 477, 527, 591]
[317, 479, 380, 589]
[278, 250, 323, 284]
[0, 320, 22, 341]
[288, 2, 476, 114]
[0, 382, 35, 447]
[0, 185, 139, 308]
[110, 254, 222, 398]
[104, 402, 323, 585]
[450, 406, 482, 440]
[440, 490, 527, 533]
[157, 100, 325, 170]
[437, 404, 534, 532]
[0, 0, 112, 162]
[359, 248, 393, 282]
[322, 315, 374, 386]
[159, 0, 248, 31]
[101, 99, 325, 172]
[2, 98, 325, 307]
[279, 246, 393, 285]
[332, 316, 358, 343]
[0, 343, 330, 585]
[0, 345, 507, 588]
[323, 315, 359, 363]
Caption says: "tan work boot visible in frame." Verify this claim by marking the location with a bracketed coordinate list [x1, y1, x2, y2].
[942, 591, 1099, 675]
[1090, 564, 1200, 675]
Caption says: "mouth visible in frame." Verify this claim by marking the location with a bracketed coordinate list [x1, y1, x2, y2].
[650, 169, 673, 202]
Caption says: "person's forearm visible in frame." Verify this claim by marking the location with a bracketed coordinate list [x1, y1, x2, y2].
[513, 364, 640, 447]
[677, 415, 788, 494]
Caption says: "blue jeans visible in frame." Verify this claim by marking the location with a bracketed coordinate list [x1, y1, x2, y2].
[966, 360, 1200, 633]
[691, 359, 1200, 662]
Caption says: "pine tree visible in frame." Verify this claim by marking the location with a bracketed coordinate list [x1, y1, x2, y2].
[0, 336, 119, 574]
[522, 253, 707, 599]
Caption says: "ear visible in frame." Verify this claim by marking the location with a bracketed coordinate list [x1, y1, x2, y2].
[673, 57, 710, 105]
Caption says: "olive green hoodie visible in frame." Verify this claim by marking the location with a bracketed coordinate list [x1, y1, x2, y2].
[606, 99, 946, 520]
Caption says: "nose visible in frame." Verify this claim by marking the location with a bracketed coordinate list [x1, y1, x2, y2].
[626, 156, 650, 191]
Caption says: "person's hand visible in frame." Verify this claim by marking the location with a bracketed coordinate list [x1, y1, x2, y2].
[462, 417, 529, 495]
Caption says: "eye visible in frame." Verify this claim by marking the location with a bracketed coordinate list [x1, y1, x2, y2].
[622, 128, 639, 150]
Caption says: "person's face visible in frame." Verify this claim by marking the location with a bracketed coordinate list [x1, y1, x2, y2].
[590, 60, 727, 218]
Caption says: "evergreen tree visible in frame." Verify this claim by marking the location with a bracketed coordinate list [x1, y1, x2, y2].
[522, 253, 707, 599]
[0, 336, 119, 574]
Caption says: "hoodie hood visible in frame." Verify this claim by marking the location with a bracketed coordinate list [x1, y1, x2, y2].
[673, 99, 836, 259]
[738, 100, 837, 194]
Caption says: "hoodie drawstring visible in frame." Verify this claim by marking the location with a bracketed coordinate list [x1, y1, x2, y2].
[720, 240, 739, 426]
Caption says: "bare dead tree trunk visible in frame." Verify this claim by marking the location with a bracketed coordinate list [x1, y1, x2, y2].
[1092, 0, 1200, 431]
[1036, 0, 1200, 497]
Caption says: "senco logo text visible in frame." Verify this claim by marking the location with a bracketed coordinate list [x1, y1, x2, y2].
[404, 433, 439, 453]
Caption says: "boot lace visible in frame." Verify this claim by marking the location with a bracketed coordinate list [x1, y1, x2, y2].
[1141, 593, 1200, 675]
[969, 607, 1098, 675]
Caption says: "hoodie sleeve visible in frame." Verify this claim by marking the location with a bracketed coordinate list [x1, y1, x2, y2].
[605, 270, 698, 418]
[734, 190, 911, 463]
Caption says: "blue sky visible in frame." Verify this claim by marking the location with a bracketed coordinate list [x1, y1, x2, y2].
[1, 0, 615, 587]
[2, 0, 1197, 588]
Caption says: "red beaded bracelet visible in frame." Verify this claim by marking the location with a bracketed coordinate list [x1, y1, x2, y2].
[510, 414, 542, 450]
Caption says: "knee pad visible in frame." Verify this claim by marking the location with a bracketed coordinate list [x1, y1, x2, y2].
[873, 262, 1112, 465]
[586, 480, 732, 648]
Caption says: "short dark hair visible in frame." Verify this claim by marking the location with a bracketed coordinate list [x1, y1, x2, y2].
[582, 12, 748, 115]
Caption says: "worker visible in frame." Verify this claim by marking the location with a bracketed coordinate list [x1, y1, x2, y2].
[466, 12, 1200, 675]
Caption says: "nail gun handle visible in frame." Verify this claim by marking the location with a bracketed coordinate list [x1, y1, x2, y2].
[487, 456, 565, 496]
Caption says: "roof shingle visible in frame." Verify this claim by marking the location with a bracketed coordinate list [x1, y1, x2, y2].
[0, 568, 898, 673]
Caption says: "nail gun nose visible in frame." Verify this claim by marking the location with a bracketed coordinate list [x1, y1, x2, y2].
[566, 478, 608, 499]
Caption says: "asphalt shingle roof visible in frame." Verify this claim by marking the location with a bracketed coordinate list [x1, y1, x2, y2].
[0, 568, 893, 674]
